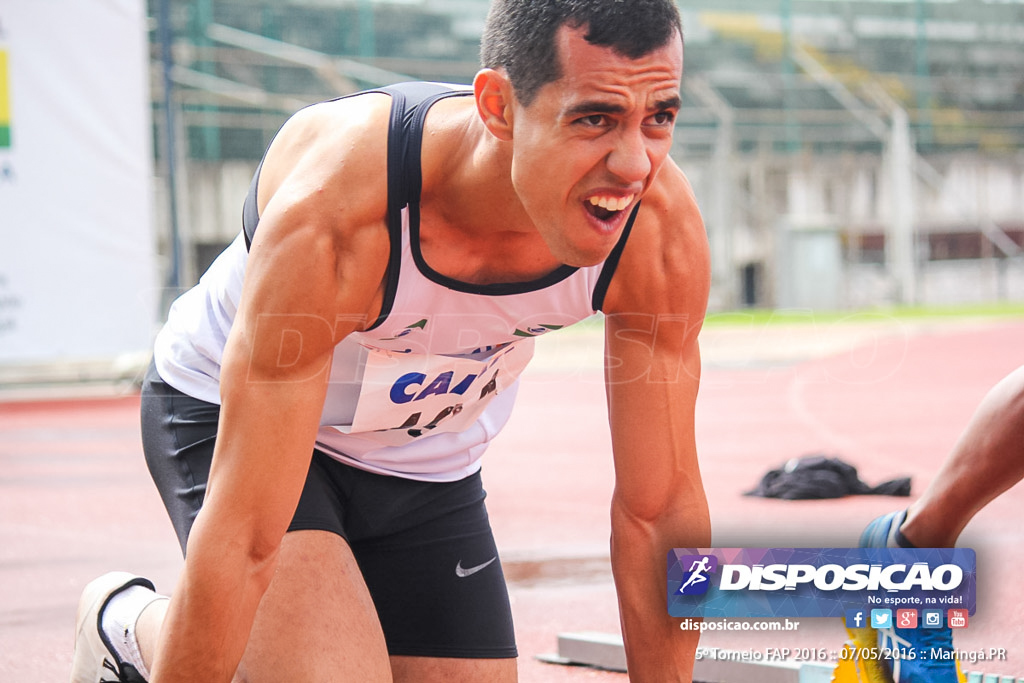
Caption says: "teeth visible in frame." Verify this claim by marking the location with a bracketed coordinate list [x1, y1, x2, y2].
[588, 194, 634, 212]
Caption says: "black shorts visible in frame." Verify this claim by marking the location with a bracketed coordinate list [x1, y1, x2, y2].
[140, 362, 517, 659]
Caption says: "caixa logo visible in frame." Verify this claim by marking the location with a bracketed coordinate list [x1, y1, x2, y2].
[676, 554, 718, 595]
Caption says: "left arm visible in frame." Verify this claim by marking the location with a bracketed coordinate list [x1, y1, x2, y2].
[602, 166, 711, 681]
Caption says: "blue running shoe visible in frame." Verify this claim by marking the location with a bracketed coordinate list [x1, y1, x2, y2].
[859, 510, 908, 548]
[859, 511, 962, 683]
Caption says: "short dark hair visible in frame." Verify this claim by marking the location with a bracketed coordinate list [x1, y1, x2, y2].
[480, 0, 683, 106]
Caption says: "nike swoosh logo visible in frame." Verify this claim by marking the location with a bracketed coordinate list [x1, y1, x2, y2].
[455, 557, 497, 578]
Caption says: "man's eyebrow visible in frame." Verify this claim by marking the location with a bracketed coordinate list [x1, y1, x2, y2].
[564, 96, 682, 118]
[653, 96, 682, 111]
[564, 100, 628, 118]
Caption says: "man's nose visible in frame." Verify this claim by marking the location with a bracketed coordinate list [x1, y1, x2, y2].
[605, 129, 652, 183]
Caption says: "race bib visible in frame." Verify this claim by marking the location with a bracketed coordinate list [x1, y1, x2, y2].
[331, 339, 534, 446]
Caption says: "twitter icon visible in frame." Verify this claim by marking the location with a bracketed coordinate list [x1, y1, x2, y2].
[870, 609, 893, 629]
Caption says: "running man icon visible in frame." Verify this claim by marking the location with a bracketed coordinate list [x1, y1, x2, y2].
[678, 556, 714, 595]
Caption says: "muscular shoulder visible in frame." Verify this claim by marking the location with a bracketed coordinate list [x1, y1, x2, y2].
[602, 160, 711, 320]
[236, 93, 395, 331]
[256, 93, 393, 238]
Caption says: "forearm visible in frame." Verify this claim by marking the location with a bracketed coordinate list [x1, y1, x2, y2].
[600, 192, 712, 679]
[147, 344, 329, 681]
[149, 510, 280, 682]
[610, 494, 710, 681]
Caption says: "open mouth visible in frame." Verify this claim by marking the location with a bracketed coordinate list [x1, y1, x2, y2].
[584, 194, 635, 222]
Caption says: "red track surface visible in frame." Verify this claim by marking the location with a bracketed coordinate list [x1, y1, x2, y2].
[2, 317, 1022, 681]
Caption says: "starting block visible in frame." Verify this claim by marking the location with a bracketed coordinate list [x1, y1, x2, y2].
[535, 632, 626, 672]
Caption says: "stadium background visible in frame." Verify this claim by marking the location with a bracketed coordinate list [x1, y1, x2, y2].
[147, 0, 1024, 316]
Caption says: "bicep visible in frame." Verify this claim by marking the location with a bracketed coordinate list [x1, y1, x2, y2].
[203, 251, 347, 557]
[203, 183, 388, 555]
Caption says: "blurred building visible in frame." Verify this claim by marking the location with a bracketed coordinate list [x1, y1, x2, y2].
[148, 0, 1024, 312]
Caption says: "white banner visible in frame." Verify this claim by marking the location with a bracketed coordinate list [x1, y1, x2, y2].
[0, 0, 156, 364]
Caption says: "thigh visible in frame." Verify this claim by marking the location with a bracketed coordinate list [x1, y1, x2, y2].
[140, 361, 219, 554]
[348, 471, 518, 662]
[390, 655, 517, 683]
[236, 530, 392, 683]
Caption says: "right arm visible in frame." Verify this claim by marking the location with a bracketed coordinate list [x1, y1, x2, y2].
[149, 94, 393, 682]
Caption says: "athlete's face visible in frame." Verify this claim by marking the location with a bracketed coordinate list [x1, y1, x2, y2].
[508, 25, 682, 266]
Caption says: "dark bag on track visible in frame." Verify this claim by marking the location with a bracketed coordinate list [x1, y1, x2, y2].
[744, 454, 911, 500]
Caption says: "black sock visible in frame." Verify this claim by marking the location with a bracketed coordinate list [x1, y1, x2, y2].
[894, 523, 916, 548]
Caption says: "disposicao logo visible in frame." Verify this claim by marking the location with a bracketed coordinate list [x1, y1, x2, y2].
[667, 548, 976, 619]
[675, 555, 718, 595]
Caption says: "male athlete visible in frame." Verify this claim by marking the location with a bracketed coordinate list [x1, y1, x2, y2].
[71, 1, 711, 681]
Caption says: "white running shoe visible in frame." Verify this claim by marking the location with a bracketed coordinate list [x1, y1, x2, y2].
[70, 572, 154, 683]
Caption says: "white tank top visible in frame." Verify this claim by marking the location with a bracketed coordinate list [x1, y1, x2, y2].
[153, 83, 637, 481]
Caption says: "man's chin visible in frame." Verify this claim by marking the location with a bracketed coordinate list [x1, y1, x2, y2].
[557, 248, 614, 269]
[538, 218, 621, 267]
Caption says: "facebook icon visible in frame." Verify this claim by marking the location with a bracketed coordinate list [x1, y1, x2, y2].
[845, 609, 867, 629]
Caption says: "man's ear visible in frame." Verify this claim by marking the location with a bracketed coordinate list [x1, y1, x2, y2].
[473, 68, 515, 141]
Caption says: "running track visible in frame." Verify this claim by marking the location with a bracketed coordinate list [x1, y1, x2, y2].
[2, 316, 1022, 680]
